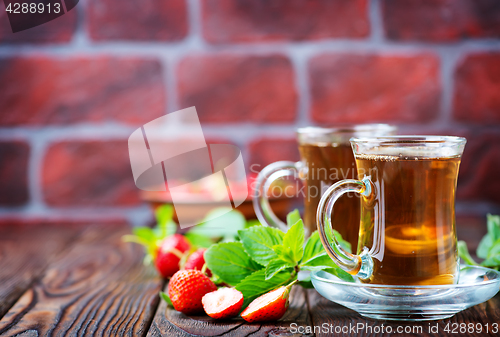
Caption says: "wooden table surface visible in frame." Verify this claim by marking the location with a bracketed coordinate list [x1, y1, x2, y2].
[0, 221, 498, 337]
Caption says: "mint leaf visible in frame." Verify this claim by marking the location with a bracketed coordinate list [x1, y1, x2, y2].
[133, 227, 156, 243]
[300, 253, 354, 282]
[300, 253, 335, 271]
[477, 234, 493, 259]
[235, 269, 295, 308]
[155, 205, 176, 238]
[282, 219, 305, 263]
[480, 255, 500, 268]
[204, 242, 262, 286]
[238, 226, 285, 265]
[325, 266, 355, 283]
[301, 231, 324, 265]
[189, 208, 245, 241]
[245, 219, 262, 228]
[287, 209, 301, 227]
[184, 232, 214, 248]
[487, 214, 500, 242]
[159, 291, 173, 307]
[487, 238, 500, 258]
[457, 240, 478, 266]
[265, 258, 294, 280]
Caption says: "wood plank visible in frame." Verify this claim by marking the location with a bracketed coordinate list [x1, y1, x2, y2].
[307, 289, 500, 337]
[147, 286, 311, 337]
[0, 220, 84, 318]
[0, 224, 163, 336]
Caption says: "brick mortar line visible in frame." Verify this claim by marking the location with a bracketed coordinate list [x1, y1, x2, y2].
[1, 39, 500, 55]
[369, 0, 385, 43]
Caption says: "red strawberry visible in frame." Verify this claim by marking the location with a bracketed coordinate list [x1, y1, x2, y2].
[168, 269, 217, 314]
[184, 248, 211, 277]
[241, 280, 297, 322]
[202, 288, 243, 319]
[155, 234, 190, 278]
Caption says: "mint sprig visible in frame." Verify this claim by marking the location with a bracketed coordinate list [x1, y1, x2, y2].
[122, 204, 177, 263]
[205, 208, 355, 309]
[458, 214, 500, 271]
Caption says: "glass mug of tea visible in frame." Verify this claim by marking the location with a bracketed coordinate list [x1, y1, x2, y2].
[253, 124, 396, 248]
[317, 136, 466, 285]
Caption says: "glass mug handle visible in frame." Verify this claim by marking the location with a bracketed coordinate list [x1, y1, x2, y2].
[253, 161, 301, 232]
[317, 177, 375, 280]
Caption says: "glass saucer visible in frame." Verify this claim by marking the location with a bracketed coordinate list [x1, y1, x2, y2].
[311, 265, 500, 321]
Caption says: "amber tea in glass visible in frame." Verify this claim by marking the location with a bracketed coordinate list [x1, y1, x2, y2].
[253, 125, 396, 245]
[317, 136, 466, 285]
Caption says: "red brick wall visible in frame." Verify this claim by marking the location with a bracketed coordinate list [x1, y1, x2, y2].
[0, 0, 499, 227]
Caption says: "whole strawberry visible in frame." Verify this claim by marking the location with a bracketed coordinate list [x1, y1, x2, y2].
[168, 269, 217, 314]
[184, 248, 212, 277]
[202, 288, 243, 319]
[241, 280, 296, 322]
[155, 234, 190, 279]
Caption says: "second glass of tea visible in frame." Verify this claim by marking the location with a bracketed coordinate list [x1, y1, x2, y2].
[253, 124, 396, 251]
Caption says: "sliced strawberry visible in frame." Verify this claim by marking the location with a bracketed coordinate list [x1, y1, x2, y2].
[184, 248, 212, 277]
[202, 288, 243, 319]
[168, 269, 217, 314]
[155, 234, 190, 279]
[241, 280, 297, 323]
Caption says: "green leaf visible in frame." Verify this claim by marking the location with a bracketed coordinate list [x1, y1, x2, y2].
[301, 231, 325, 265]
[184, 232, 214, 248]
[265, 258, 294, 280]
[159, 291, 173, 307]
[155, 205, 176, 238]
[300, 253, 333, 271]
[324, 266, 355, 283]
[487, 214, 500, 242]
[189, 208, 246, 241]
[287, 209, 301, 227]
[204, 242, 262, 286]
[244, 219, 262, 228]
[487, 238, 500, 258]
[477, 234, 493, 259]
[282, 220, 305, 263]
[235, 269, 295, 308]
[323, 220, 352, 254]
[133, 227, 156, 243]
[238, 226, 285, 265]
[457, 240, 479, 266]
[480, 254, 500, 268]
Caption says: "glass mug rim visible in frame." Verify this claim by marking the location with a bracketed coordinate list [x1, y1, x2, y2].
[297, 124, 396, 135]
[350, 135, 467, 158]
[350, 135, 466, 145]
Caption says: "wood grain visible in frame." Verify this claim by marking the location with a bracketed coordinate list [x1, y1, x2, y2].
[147, 286, 311, 337]
[0, 221, 84, 318]
[308, 289, 500, 337]
[0, 224, 163, 337]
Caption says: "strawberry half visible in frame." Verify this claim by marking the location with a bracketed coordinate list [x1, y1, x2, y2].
[241, 280, 297, 323]
[168, 269, 217, 314]
[184, 248, 211, 277]
[155, 234, 190, 279]
[202, 288, 244, 319]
